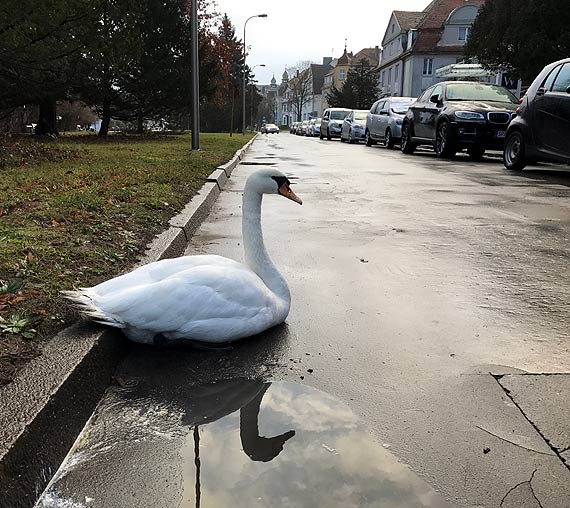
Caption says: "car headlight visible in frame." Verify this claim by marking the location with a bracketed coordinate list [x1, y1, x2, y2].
[455, 111, 485, 120]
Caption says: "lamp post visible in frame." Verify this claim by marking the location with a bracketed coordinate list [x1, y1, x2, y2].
[242, 14, 267, 134]
[250, 64, 265, 130]
[190, 0, 199, 149]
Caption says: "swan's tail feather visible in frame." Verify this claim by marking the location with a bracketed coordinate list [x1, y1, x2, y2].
[61, 289, 125, 328]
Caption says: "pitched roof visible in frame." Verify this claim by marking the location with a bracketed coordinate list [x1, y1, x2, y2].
[336, 49, 353, 65]
[353, 47, 380, 66]
[393, 10, 424, 31]
[412, 0, 484, 52]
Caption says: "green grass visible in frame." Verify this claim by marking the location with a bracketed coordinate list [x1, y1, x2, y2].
[0, 132, 254, 345]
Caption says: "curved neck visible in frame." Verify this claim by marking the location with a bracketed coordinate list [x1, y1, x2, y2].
[242, 183, 290, 307]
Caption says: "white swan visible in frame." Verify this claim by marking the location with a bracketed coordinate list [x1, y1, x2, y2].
[62, 169, 302, 345]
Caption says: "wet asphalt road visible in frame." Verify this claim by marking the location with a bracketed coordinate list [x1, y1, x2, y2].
[39, 134, 570, 507]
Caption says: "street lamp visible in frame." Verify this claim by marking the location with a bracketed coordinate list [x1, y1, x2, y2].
[242, 14, 267, 134]
[250, 64, 265, 129]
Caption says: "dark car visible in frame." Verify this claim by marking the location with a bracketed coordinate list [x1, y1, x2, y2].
[503, 58, 570, 171]
[400, 81, 519, 159]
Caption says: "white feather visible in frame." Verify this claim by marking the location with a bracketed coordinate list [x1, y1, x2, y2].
[62, 170, 300, 345]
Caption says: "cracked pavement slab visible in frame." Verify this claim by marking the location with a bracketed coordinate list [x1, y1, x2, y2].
[497, 374, 570, 459]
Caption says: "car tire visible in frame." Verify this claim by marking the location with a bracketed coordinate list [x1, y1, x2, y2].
[384, 128, 395, 149]
[400, 123, 416, 154]
[435, 120, 456, 158]
[348, 129, 355, 144]
[365, 131, 375, 147]
[340, 136, 346, 143]
[467, 145, 485, 160]
[503, 130, 527, 171]
[319, 130, 324, 140]
[327, 128, 332, 141]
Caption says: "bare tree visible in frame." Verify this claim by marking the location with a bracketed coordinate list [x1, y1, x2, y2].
[285, 61, 314, 122]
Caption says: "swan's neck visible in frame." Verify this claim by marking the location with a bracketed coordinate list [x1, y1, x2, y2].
[242, 185, 290, 309]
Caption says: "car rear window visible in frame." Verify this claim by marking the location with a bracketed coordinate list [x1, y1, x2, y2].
[391, 100, 414, 114]
[445, 83, 518, 103]
[330, 110, 351, 120]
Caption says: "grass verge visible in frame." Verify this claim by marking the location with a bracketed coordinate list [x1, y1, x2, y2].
[0, 132, 254, 385]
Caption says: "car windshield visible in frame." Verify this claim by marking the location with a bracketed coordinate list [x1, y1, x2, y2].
[354, 111, 368, 121]
[445, 83, 518, 103]
[331, 110, 351, 120]
[266, 124, 277, 128]
[391, 100, 414, 114]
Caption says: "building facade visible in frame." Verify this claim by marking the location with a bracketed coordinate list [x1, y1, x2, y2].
[378, 0, 485, 99]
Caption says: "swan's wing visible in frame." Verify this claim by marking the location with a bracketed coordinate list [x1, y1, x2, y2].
[92, 255, 242, 294]
[90, 264, 279, 341]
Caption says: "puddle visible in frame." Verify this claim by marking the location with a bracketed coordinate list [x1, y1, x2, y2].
[239, 161, 278, 166]
[36, 381, 452, 508]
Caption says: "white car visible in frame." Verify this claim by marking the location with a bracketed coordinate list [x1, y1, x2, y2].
[340, 110, 368, 143]
[262, 123, 279, 134]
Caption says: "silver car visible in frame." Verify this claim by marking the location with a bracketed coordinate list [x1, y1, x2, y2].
[365, 97, 416, 148]
[320, 108, 351, 140]
[340, 110, 369, 143]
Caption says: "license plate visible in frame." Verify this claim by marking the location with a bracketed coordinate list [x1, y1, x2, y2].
[496, 130, 506, 138]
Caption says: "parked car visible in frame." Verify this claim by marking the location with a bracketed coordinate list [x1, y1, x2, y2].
[307, 118, 321, 137]
[504, 57, 570, 171]
[400, 81, 519, 159]
[320, 108, 351, 140]
[340, 110, 368, 143]
[300, 120, 310, 136]
[262, 123, 279, 134]
[365, 97, 416, 148]
[289, 122, 298, 134]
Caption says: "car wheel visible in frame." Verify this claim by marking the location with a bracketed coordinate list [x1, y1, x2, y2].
[400, 123, 415, 154]
[467, 145, 485, 161]
[365, 131, 374, 147]
[319, 130, 324, 140]
[503, 130, 527, 171]
[348, 129, 355, 144]
[340, 135, 346, 143]
[327, 128, 332, 141]
[384, 129, 395, 149]
[435, 120, 456, 158]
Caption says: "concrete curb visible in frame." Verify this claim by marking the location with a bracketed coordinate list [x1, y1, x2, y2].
[0, 133, 258, 508]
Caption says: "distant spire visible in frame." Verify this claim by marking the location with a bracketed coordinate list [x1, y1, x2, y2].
[344, 37, 347, 52]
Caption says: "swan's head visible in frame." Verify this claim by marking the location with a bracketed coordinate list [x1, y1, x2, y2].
[247, 169, 302, 205]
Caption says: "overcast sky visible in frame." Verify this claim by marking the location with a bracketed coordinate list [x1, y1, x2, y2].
[213, 0, 432, 84]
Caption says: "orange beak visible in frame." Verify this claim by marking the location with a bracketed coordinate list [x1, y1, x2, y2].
[279, 182, 303, 205]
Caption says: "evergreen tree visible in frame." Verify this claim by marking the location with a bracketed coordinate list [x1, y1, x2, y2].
[466, 0, 570, 83]
[326, 59, 378, 109]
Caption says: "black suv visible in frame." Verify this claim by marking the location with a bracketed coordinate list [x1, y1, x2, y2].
[400, 81, 519, 159]
[503, 57, 570, 171]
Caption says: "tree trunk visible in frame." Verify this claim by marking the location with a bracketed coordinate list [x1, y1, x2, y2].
[35, 100, 59, 136]
[98, 100, 111, 137]
[136, 114, 143, 134]
[229, 88, 235, 137]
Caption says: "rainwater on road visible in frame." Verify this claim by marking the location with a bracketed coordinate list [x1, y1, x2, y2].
[38, 134, 570, 508]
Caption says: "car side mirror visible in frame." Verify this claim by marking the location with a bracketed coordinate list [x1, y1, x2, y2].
[430, 94, 440, 104]
[566, 86, 570, 94]
[536, 87, 546, 96]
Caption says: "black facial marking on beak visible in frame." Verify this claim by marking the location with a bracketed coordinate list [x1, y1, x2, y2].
[271, 176, 289, 190]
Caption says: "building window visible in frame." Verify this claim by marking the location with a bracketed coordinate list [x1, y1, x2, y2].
[339, 69, 345, 81]
[423, 58, 433, 76]
[391, 23, 395, 34]
[458, 27, 469, 42]
[388, 68, 392, 84]
[395, 64, 399, 83]
[381, 70, 386, 86]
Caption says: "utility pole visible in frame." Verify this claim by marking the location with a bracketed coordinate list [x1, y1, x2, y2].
[190, 0, 200, 149]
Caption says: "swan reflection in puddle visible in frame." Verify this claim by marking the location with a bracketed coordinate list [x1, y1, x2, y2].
[181, 380, 452, 508]
[36, 379, 453, 508]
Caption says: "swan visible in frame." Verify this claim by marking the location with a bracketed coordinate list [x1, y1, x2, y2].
[62, 169, 302, 345]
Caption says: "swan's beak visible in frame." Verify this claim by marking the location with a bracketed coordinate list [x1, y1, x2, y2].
[279, 183, 303, 205]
